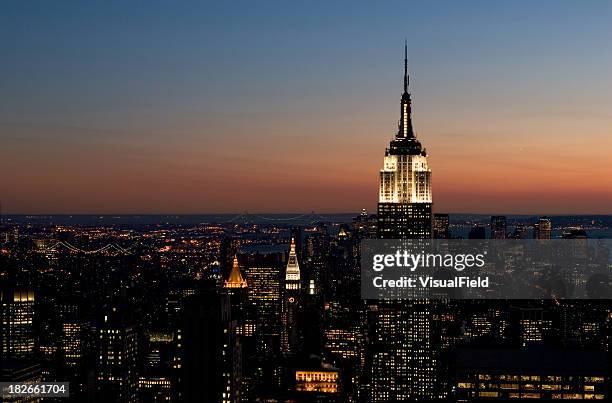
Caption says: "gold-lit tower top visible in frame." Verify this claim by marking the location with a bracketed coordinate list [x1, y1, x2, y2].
[224, 255, 247, 288]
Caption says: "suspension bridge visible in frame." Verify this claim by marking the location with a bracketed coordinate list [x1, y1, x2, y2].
[219, 211, 335, 224]
[41, 241, 134, 255]
[37, 212, 347, 255]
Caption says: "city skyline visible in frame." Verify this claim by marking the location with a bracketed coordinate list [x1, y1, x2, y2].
[2, 4, 612, 396]
[2, 1, 612, 215]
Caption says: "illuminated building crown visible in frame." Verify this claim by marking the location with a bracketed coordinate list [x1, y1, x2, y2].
[378, 43, 432, 205]
[285, 237, 300, 283]
[224, 255, 247, 288]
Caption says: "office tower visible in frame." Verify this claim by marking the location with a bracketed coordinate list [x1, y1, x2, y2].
[468, 224, 486, 239]
[1, 289, 35, 360]
[281, 238, 301, 354]
[0, 287, 41, 401]
[534, 217, 552, 239]
[377, 44, 432, 239]
[61, 322, 82, 368]
[139, 332, 175, 403]
[352, 208, 378, 239]
[366, 44, 439, 401]
[224, 255, 249, 338]
[96, 307, 139, 403]
[434, 213, 450, 239]
[57, 301, 83, 371]
[491, 216, 507, 239]
[244, 258, 282, 353]
[180, 291, 241, 403]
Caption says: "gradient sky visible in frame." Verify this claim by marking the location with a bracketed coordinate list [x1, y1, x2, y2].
[1, 1, 612, 214]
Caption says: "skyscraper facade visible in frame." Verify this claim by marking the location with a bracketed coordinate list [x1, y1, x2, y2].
[96, 308, 139, 403]
[367, 44, 439, 401]
[0, 289, 35, 360]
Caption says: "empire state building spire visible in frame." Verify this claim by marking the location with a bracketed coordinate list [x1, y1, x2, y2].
[403, 40, 409, 94]
[399, 41, 414, 139]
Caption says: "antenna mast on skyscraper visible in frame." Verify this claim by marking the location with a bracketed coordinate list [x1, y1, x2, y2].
[404, 39, 409, 93]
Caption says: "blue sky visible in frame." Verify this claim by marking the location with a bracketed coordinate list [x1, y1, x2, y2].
[1, 1, 611, 213]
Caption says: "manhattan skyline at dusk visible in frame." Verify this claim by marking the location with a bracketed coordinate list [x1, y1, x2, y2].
[2, 1, 612, 214]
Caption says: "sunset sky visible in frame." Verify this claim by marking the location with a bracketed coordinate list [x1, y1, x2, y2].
[2, 1, 612, 214]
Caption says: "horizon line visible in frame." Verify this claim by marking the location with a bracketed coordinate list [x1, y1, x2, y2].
[2, 212, 612, 217]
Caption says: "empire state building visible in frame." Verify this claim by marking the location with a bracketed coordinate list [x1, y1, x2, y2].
[366, 45, 440, 402]
[377, 43, 432, 239]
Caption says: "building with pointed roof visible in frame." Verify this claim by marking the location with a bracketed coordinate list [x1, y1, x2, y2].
[224, 255, 248, 289]
[282, 238, 301, 354]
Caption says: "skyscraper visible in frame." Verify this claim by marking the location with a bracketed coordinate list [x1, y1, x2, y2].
[96, 307, 139, 403]
[181, 291, 241, 403]
[224, 255, 249, 339]
[244, 259, 282, 353]
[281, 238, 301, 354]
[377, 43, 432, 239]
[534, 217, 552, 239]
[367, 44, 439, 401]
[0, 289, 35, 360]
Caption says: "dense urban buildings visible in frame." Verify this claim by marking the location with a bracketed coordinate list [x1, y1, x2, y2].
[1, 212, 611, 401]
[1, 47, 611, 402]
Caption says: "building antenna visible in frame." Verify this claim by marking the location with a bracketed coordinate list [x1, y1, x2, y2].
[403, 38, 409, 93]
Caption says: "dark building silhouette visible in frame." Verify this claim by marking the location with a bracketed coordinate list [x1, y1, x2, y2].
[180, 290, 241, 402]
[469, 224, 486, 239]
[491, 216, 507, 239]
